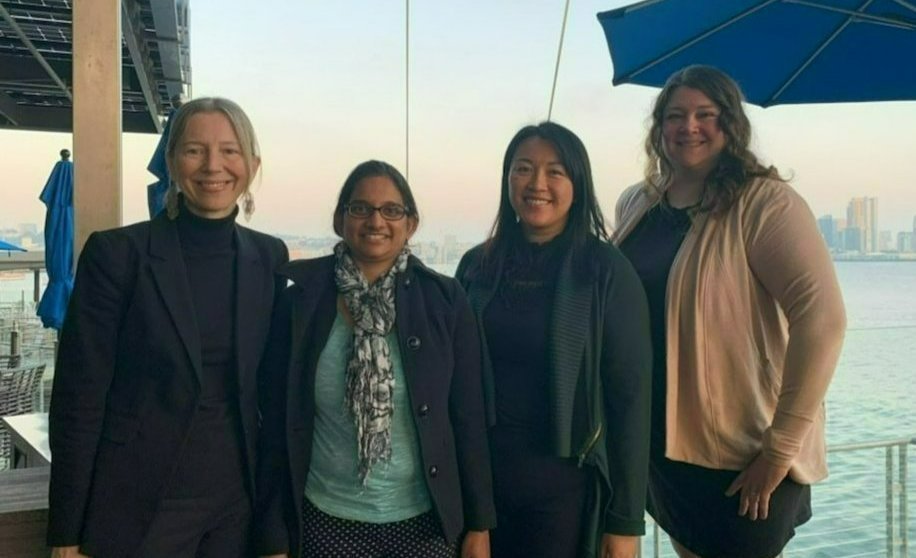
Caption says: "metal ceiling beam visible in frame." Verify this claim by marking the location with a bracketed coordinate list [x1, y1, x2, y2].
[2, 0, 70, 18]
[0, 53, 60, 80]
[121, 0, 163, 132]
[148, 0, 187, 99]
[0, 103, 157, 133]
[0, 1, 72, 101]
[0, 89, 22, 125]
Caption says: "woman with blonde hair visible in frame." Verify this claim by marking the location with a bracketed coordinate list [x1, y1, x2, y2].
[48, 97, 288, 557]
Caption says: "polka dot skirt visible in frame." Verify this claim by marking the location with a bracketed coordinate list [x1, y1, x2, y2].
[301, 498, 458, 558]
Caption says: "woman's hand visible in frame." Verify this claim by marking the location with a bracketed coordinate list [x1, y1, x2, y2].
[461, 529, 490, 558]
[725, 453, 790, 520]
[601, 534, 639, 558]
[51, 547, 90, 558]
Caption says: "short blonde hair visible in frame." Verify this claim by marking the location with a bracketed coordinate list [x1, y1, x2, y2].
[164, 97, 261, 219]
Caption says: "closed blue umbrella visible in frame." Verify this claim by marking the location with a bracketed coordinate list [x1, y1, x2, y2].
[36, 149, 74, 330]
[597, 0, 916, 106]
[147, 109, 175, 217]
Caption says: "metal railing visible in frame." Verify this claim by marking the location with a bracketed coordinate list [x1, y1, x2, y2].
[642, 435, 915, 558]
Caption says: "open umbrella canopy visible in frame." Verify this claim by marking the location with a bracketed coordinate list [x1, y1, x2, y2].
[597, 0, 916, 106]
[147, 109, 176, 217]
[0, 239, 27, 252]
[36, 150, 74, 330]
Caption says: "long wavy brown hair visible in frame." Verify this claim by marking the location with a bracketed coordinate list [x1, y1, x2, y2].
[644, 65, 785, 214]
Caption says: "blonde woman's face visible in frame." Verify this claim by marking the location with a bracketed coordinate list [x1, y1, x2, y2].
[172, 112, 256, 219]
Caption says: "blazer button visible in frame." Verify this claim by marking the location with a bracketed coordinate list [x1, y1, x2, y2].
[418, 404, 429, 417]
[407, 336, 421, 350]
[428, 465, 438, 478]
[405, 278, 412, 287]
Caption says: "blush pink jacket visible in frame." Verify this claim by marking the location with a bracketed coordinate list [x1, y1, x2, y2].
[612, 177, 846, 484]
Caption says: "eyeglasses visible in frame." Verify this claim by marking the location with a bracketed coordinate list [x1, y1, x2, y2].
[344, 202, 410, 221]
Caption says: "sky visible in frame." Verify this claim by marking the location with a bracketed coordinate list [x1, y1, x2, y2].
[2, 0, 915, 243]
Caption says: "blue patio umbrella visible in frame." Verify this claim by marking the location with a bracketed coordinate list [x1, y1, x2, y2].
[147, 109, 175, 217]
[36, 149, 74, 330]
[597, 0, 916, 106]
[0, 239, 27, 253]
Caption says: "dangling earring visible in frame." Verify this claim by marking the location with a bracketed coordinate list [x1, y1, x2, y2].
[242, 190, 254, 221]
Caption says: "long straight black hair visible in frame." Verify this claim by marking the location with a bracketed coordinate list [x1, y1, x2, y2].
[479, 121, 609, 283]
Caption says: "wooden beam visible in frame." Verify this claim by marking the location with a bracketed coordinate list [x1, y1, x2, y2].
[73, 0, 122, 254]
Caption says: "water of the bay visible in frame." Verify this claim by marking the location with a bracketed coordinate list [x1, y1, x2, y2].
[1, 261, 913, 556]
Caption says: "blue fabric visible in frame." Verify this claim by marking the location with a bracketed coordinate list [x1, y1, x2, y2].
[36, 159, 74, 330]
[147, 110, 175, 217]
[0, 239, 26, 251]
[597, 0, 916, 106]
[305, 312, 432, 523]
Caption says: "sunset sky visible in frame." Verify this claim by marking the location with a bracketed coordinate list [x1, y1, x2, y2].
[2, 0, 915, 242]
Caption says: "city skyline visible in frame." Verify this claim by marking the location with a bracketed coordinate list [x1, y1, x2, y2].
[7, 192, 916, 259]
[818, 195, 916, 255]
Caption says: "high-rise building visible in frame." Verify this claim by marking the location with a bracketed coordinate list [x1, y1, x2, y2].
[846, 197, 878, 253]
[843, 228, 864, 253]
[897, 232, 914, 254]
[879, 231, 893, 252]
[817, 215, 837, 250]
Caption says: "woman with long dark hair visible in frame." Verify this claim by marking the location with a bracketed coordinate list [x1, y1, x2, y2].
[456, 122, 652, 558]
[614, 65, 846, 558]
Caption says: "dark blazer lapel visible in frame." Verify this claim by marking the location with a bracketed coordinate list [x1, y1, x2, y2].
[234, 227, 266, 392]
[148, 215, 203, 383]
[287, 262, 336, 429]
[547, 252, 592, 456]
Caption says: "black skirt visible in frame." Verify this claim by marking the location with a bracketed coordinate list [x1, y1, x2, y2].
[647, 454, 811, 558]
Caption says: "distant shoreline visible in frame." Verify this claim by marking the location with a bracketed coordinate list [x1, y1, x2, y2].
[832, 255, 916, 262]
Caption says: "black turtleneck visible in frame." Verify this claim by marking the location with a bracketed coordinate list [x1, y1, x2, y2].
[484, 233, 590, 512]
[167, 201, 246, 501]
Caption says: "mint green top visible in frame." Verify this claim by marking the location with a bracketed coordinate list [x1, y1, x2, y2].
[304, 312, 432, 523]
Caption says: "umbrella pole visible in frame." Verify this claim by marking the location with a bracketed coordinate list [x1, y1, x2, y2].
[547, 0, 571, 121]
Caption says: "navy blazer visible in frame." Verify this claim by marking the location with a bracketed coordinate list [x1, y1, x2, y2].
[254, 255, 496, 557]
[47, 212, 288, 557]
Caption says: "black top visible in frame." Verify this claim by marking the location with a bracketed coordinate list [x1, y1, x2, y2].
[483, 235, 591, 509]
[618, 203, 691, 453]
[47, 206, 288, 554]
[484, 236, 565, 447]
[169, 201, 245, 499]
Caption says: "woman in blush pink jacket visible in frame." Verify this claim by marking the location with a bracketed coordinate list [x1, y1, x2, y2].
[613, 65, 846, 558]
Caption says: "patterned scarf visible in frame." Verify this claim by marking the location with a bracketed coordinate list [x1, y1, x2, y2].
[333, 241, 410, 483]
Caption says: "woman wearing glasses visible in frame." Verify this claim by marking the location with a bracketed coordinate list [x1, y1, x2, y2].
[255, 160, 495, 558]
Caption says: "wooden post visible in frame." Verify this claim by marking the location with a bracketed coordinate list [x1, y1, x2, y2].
[72, 0, 122, 256]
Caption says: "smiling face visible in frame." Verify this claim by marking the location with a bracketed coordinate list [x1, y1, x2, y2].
[172, 111, 257, 219]
[661, 86, 727, 180]
[340, 175, 418, 281]
[508, 136, 574, 243]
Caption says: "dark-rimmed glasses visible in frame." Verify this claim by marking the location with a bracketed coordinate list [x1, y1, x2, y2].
[344, 202, 410, 221]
